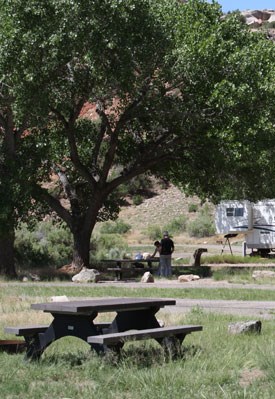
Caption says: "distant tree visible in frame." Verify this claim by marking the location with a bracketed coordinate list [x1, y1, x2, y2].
[0, 0, 274, 275]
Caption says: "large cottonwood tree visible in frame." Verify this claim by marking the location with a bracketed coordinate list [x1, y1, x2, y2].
[0, 0, 274, 274]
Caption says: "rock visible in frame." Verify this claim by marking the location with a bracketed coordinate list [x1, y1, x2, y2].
[228, 320, 262, 334]
[72, 267, 100, 283]
[246, 16, 262, 27]
[250, 10, 272, 21]
[22, 276, 29, 282]
[50, 295, 69, 302]
[178, 274, 200, 282]
[141, 271, 154, 283]
[252, 270, 275, 279]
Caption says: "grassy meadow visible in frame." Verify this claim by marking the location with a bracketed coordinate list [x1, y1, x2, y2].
[1, 284, 275, 398]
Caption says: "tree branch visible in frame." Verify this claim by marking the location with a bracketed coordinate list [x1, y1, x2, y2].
[100, 78, 152, 182]
[50, 101, 97, 187]
[34, 185, 72, 228]
[102, 151, 173, 197]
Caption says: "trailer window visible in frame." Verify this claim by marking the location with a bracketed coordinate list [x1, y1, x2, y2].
[226, 208, 244, 217]
[235, 208, 244, 217]
[226, 208, 234, 216]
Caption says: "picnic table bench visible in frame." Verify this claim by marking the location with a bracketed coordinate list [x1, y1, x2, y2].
[103, 258, 160, 280]
[88, 325, 202, 354]
[5, 298, 203, 360]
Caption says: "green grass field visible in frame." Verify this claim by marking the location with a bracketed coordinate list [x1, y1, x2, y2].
[1, 284, 275, 398]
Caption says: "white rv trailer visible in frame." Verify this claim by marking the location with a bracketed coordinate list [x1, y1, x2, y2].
[215, 200, 275, 256]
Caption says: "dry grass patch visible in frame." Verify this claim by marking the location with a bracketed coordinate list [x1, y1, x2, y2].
[239, 368, 266, 387]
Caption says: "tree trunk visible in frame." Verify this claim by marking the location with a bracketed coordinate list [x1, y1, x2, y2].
[0, 231, 17, 277]
[72, 229, 91, 270]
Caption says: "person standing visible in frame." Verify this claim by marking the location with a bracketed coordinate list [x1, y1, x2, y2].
[159, 231, 174, 277]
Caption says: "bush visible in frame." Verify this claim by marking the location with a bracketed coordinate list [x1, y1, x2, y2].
[132, 194, 143, 205]
[15, 221, 73, 268]
[146, 225, 162, 240]
[93, 233, 129, 260]
[164, 215, 187, 234]
[188, 203, 198, 213]
[187, 214, 215, 238]
[100, 219, 131, 235]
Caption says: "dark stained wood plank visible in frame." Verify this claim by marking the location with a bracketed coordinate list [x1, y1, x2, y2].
[4, 325, 49, 335]
[88, 325, 203, 344]
[31, 298, 176, 314]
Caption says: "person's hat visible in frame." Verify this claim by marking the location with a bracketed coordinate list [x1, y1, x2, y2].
[163, 231, 169, 237]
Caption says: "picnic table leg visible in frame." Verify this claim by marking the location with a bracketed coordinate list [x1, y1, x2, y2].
[24, 334, 44, 361]
[24, 312, 105, 359]
[157, 333, 186, 358]
[147, 260, 153, 269]
[115, 261, 122, 280]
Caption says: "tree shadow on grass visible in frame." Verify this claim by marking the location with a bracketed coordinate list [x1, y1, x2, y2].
[105, 343, 203, 368]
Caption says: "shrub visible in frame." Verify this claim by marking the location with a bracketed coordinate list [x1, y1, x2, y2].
[187, 214, 215, 238]
[132, 194, 143, 205]
[146, 225, 162, 241]
[15, 221, 73, 268]
[164, 215, 187, 234]
[93, 233, 129, 260]
[100, 219, 131, 235]
[188, 203, 198, 213]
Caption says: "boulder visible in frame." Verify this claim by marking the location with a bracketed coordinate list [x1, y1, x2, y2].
[228, 320, 262, 334]
[252, 270, 275, 279]
[72, 267, 100, 283]
[141, 271, 154, 283]
[178, 274, 200, 283]
[250, 10, 272, 21]
[246, 16, 262, 27]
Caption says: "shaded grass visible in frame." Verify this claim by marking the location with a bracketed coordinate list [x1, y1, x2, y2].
[0, 307, 274, 398]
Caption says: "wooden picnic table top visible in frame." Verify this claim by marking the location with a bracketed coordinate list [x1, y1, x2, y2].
[31, 297, 176, 314]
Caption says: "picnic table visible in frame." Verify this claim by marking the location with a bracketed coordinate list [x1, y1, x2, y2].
[5, 297, 202, 360]
[103, 258, 160, 280]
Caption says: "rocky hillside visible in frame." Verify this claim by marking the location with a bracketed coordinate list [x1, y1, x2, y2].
[241, 9, 275, 27]
[119, 186, 200, 229]
[117, 185, 218, 244]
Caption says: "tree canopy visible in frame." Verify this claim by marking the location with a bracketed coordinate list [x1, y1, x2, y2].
[0, 0, 275, 273]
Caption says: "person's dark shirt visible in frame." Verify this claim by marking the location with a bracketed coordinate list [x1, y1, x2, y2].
[160, 237, 174, 255]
